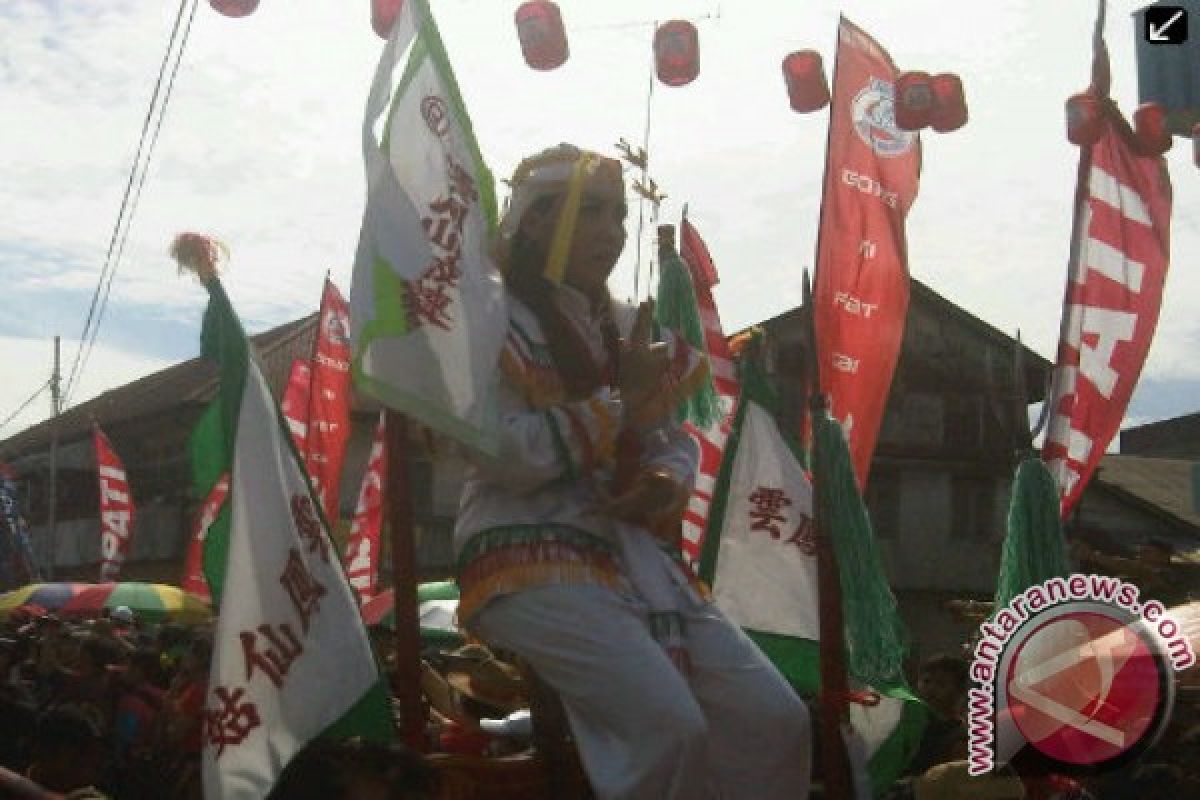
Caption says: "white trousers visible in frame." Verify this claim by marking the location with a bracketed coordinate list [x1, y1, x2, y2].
[471, 583, 812, 800]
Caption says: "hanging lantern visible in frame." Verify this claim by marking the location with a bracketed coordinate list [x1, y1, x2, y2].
[371, 0, 403, 39]
[781, 51, 830, 113]
[209, 0, 258, 17]
[929, 73, 967, 133]
[1065, 93, 1104, 146]
[1133, 102, 1172, 156]
[894, 71, 934, 131]
[514, 1, 569, 71]
[1193, 122, 1200, 168]
[654, 20, 700, 87]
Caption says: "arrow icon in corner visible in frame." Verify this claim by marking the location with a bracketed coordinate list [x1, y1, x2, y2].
[1147, 8, 1187, 43]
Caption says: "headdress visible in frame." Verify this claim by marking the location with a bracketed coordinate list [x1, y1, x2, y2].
[494, 143, 623, 285]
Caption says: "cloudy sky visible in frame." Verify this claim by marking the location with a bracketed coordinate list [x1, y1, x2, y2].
[1, 0, 1196, 443]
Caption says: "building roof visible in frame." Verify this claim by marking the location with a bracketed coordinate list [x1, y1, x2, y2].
[751, 277, 1054, 400]
[0, 313, 318, 461]
[1120, 411, 1200, 459]
[1094, 454, 1200, 534]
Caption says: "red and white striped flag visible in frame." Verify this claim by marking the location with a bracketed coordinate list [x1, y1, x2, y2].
[280, 358, 313, 457]
[94, 426, 134, 581]
[344, 413, 387, 606]
[180, 472, 229, 602]
[679, 217, 739, 563]
[1043, 37, 1172, 516]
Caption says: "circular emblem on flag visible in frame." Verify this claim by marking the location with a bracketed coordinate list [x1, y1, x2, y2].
[323, 310, 351, 347]
[422, 96, 450, 137]
[1001, 604, 1172, 771]
[851, 77, 915, 158]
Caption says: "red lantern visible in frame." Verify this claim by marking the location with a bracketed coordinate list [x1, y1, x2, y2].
[514, 2, 568, 71]
[654, 20, 700, 88]
[209, 0, 258, 17]
[781, 51, 830, 113]
[1133, 103, 1172, 156]
[1193, 122, 1200, 168]
[371, 0, 404, 39]
[1065, 93, 1104, 146]
[894, 72, 934, 131]
[929, 73, 967, 133]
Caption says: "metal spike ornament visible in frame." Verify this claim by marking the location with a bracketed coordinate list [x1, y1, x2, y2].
[170, 233, 228, 285]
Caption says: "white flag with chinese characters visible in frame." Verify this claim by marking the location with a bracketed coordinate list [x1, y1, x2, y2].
[197, 279, 391, 800]
[350, 0, 506, 455]
[698, 361, 925, 794]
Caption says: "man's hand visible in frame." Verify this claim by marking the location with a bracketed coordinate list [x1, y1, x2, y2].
[593, 468, 689, 541]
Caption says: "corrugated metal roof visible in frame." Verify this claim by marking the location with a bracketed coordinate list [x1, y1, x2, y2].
[1095, 454, 1200, 533]
[0, 313, 318, 460]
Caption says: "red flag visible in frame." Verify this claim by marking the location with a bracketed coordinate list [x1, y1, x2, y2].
[813, 18, 921, 489]
[280, 358, 313, 457]
[344, 413, 387, 606]
[680, 217, 739, 563]
[181, 472, 230, 602]
[305, 279, 353, 522]
[94, 426, 134, 581]
[1043, 36, 1172, 517]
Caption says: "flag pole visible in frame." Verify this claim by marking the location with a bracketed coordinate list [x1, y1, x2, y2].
[385, 410, 425, 749]
[803, 269, 853, 799]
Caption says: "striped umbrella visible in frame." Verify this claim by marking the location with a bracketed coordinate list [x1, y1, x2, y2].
[0, 582, 210, 623]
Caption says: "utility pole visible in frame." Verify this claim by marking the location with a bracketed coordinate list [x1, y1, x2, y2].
[46, 336, 61, 580]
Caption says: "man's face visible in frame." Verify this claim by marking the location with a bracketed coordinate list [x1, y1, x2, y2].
[520, 181, 628, 297]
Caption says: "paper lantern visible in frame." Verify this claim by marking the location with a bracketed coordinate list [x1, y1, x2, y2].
[930, 73, 967, 132]
[1193, 122, 1200, 168]
[1066, 93, 1104, 146]
[654, 20, 700, 87]
[371, 0, 403, 39]
[894, 71, 934, 131]
[209, 0, 258, 17]
[514, 1, 568, 71]
[782, 51, 830, 113]
[1133, 103, 1172, 156]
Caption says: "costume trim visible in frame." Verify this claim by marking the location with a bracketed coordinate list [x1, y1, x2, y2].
[457, 525, 624, 621]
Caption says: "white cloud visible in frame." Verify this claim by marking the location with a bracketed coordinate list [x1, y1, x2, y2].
[1, 0, 1197, 438]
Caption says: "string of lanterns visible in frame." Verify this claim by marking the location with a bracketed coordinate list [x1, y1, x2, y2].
[216, 0, 1200, 166]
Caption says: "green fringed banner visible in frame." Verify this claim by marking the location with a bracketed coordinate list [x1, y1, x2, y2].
[655, 243, 721, 429]
[813, 412, 909, 688]
[994, 457, 1069, 611]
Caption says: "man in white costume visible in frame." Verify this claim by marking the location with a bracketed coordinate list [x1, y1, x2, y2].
[454, 144, 811, 799]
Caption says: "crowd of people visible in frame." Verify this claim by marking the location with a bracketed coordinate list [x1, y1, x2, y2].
[0, 605, 440, 799]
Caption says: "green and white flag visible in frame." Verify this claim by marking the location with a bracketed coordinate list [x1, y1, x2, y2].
[698, 359, 925, 796]
[350, 0, 505, 454]
[188, 275, 391, 799]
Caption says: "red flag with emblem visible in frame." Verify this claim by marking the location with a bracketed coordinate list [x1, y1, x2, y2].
[181, 472, 230, 602]
[304, 279, 354, 522]
[94, 426, 135, 581]
[679, 215, 739, 563]
[1042, 26, 1172, 516]
[344, 413, 387, 606]
[280, 359, 312, 457]
[813, 17, 921, 489]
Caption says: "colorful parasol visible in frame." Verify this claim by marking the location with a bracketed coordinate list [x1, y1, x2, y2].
[361, 580, 464, 648]
[0, 582, 210, 623]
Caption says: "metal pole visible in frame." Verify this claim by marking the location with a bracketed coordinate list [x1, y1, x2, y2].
[46, 335, 61, 580]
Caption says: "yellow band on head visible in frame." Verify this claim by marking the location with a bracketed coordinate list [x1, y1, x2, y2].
[543, 152, 599, 285]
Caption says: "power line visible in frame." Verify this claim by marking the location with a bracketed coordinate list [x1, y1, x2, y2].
[0, 380, 52, 435]
[62, 0, 200, 408]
